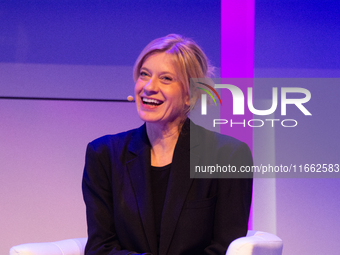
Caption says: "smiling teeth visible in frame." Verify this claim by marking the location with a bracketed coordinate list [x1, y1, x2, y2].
[142, 98, 163, 105]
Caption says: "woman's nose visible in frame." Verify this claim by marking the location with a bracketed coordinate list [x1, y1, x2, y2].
[143, 77, 158, 94]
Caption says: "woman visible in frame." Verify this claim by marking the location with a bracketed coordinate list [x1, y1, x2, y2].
[82, 34, 253, 255]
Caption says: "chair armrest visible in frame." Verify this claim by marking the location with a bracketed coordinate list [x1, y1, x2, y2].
[226, 231, 283, 255]
[9, 232, 282, 255]
[9, 237, 87, 255]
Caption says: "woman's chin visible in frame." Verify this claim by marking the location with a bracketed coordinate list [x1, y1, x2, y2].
[138, 112, 162, 123]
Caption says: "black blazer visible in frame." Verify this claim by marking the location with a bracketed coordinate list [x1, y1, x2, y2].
[82, 119, 253, 255]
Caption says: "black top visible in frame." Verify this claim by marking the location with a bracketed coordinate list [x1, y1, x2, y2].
[82, 119, 253, 255]
[150, 163, 171, 251]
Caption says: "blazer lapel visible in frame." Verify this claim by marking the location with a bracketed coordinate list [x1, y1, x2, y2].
[159, 119, 200, 255]
[126, 124, 158, 255]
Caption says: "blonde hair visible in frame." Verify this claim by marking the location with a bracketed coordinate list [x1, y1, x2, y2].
[133, 34, 214, 115]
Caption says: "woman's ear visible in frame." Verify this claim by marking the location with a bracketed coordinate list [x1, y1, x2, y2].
[183, 93, 191, 113]
[185, 93, 191, 106]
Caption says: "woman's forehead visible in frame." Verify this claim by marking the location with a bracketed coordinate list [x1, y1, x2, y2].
[141, 52, 178, 74]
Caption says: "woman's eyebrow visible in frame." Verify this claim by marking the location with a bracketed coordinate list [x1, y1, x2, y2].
[159, 71, 176, 76]
[141, 66, 176, 77]
[140, 67, 151, 72]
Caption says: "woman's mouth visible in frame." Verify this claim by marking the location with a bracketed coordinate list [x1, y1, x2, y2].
[142, 97, 164, 106]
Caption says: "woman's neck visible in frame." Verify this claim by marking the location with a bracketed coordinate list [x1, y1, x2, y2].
[146, 119, 183, 167]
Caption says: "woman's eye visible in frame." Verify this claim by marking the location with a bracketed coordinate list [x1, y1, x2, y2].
[162, 76, 172, 81]
[140, 71, 148, 77]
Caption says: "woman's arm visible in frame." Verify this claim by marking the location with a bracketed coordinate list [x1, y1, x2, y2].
[82, 142, 151, 255]
[204, 142, 253, 255]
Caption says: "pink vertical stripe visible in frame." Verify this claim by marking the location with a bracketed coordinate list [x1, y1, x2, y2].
[221, 0, 254, 229]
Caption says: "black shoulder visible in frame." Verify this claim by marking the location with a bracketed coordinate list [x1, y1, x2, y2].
[88, 127, 139, 153]
[192, 122, 248, 150]
[191, 122, 253, 178]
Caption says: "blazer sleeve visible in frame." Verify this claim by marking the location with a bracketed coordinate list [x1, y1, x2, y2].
[204, 142, 253, 255]
[82, 142, 152, 255]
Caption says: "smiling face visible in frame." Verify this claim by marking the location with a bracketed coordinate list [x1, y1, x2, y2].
[134, 52, 190, 127]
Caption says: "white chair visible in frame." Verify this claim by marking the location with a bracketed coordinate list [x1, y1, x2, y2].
[226, 230, 283, 255]
[9, 230, 283, 255]
[9, 238, 87, 255]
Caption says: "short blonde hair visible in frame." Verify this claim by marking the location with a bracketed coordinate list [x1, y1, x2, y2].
[133, 34, 214, 114]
